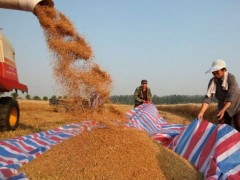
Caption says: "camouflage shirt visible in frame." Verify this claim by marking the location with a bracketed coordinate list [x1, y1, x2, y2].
[134, 86, 152, 106]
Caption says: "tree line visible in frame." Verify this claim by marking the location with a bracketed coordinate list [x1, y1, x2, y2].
[10, 92, 217, 104]
[110, 94, 217, 105]
[11, 93, 65, 101]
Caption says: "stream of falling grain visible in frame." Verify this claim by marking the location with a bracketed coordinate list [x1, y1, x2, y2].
[35, 5, 112, 112]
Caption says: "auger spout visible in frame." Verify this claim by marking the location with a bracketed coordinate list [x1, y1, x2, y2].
[0, 0, 53, 13]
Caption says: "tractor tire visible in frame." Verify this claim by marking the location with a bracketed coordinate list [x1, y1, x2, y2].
[0, 97, 20, 131]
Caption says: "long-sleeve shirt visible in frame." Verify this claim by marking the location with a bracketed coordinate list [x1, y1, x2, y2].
[203, 72, 240, 117]
[134, 86, 152, 106]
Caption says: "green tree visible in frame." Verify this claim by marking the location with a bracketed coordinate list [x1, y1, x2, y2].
[110, 94, 214, 105]
[32, 96, 41, 100]
[11, 92, 18, 99]
[51, 95, 57, 99]
[25, 94, 31, 100]
[43, 96, 48, 101]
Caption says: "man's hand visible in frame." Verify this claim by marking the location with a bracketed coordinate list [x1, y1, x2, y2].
[217, 102, 231, 122]
[198, 103, 209, 120]
[217, 110, 225, 121]
[198, 113, 204, 120]
[142, 100, 152, 104]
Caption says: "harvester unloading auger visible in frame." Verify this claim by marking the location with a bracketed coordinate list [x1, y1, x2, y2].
[0, 0, 53, 130]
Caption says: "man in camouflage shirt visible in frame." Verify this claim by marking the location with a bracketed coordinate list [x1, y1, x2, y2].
[134, 80, 152, 108]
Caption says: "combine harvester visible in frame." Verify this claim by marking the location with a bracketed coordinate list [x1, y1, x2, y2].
[0, 0, 53, 130]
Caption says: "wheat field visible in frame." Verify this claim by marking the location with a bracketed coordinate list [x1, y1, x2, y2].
[157, 103, 218, 124]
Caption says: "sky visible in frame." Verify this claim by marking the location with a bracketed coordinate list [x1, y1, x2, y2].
[1, 0, 240, 98]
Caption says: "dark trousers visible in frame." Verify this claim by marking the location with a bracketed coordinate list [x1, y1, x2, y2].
[221, 111, 240, 132]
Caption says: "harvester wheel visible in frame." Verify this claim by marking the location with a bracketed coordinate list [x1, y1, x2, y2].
[0, 97, 20, 131]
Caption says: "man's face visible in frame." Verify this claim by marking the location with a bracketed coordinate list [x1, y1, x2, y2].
[212, 70, 224, 79]
[142, 83, 147, 89]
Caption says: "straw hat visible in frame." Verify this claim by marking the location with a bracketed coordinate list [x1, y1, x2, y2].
[205, 59, 226, 74]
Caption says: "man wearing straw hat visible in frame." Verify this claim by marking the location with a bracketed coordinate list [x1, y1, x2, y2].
[134, 79, 152, 108]
[198, 59, 240, 131]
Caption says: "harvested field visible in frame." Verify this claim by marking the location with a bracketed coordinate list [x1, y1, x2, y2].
[0, 100, 128, 139]
[157, 103, 218, 124]
[0, 100, 74, 139]
[160, 110, 192, 126]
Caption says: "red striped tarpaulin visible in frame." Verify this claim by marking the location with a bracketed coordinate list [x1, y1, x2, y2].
[170, 119, 240, 179]
[127, 104, 240, 179]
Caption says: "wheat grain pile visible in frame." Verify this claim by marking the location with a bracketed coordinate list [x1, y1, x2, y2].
[22, 128, 165, 179]
[21, 128, 166, 179]
[35, 5, 112, 112]
[20, 127, 202, 179]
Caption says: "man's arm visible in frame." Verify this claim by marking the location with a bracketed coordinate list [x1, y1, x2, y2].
[148, 89, 152, 102]
[198, 79, 213, 120]
[134, 88, 143, 103]
[198, 103, 209, 120]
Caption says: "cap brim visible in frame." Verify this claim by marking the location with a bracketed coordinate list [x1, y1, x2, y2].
[205, 68, 212, 74]
[205, 66, 223, 74]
